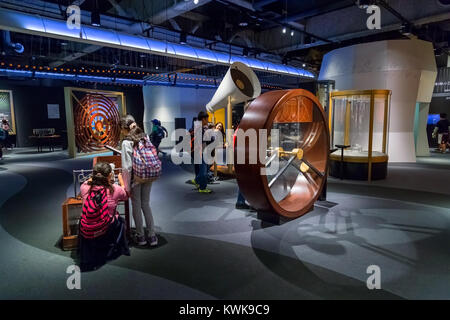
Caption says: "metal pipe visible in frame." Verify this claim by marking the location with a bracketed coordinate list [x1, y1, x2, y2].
[268, 155, 296, 188]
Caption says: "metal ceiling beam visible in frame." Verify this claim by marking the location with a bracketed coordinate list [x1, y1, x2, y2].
[283, 0, 355, 22]
[279, 12, 450, 53]
[169, 18, 182, 32]
[49, 44, 102, 68]
[107, 0, 129, 17]
[151, 0, 213, 25]
[219, 0, 256, 11]
[254, 0, 278, 10]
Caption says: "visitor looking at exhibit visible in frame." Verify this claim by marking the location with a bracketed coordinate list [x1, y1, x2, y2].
[191, 111, 213, 194]
[78, 162, 130, 272]
[120, 115, 160, 247]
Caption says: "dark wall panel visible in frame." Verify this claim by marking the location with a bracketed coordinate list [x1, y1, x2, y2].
[0, 79, 144, 147]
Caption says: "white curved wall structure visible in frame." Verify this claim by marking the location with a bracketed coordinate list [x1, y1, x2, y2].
[319, 39, 437, 162]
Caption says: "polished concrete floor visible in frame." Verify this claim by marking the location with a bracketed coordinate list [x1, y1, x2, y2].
[0, 147, 450, 299]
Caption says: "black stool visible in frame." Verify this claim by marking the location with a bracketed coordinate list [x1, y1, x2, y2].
[335, 144, 350, 180]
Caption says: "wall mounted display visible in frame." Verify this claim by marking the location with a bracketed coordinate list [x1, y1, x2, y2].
[235, 89, 329, 220]
[329, 90, 391, 181]
[0, 89, 16, 134]
[64, 87, 126, 158]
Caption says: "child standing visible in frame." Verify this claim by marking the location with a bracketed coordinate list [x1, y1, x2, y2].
[120, 115, 160, 247]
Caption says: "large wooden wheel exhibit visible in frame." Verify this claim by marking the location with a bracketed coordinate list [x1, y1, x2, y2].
[235, 89, 330, 219]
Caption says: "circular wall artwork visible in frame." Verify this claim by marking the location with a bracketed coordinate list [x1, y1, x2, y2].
[74, 93, 121, 153]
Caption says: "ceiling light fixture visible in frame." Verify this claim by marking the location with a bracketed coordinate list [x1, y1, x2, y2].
[194, 0, 199, 4]
[282, 27, 286, 34]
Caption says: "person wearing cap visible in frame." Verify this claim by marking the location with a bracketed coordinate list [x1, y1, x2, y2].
[191, 111, 213, 193]
[150, 119, 168, 155]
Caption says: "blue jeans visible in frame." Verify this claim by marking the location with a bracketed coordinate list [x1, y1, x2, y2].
[195, 160, 208, 190]
[236, 189, 246, 205]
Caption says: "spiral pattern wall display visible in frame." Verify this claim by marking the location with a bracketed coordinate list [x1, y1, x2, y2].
[74, 93, 121, 153]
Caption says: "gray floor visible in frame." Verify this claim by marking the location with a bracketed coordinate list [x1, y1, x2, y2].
[0, 147, 449, 299]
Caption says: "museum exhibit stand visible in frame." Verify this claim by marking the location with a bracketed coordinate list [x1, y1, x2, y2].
[328, 90, 391, 181]
[235, 89, 330, 221]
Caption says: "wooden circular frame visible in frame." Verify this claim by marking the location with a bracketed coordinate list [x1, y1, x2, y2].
[235, 89, 330, 219]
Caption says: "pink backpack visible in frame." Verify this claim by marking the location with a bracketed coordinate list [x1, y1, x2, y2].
[80, 188, 110, 239]
[132, 136, 162, 182]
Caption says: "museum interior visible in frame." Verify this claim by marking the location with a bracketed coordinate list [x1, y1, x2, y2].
[0, 0, 450, 300]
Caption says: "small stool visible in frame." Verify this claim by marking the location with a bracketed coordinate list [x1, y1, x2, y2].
[335, 144, 350, 180]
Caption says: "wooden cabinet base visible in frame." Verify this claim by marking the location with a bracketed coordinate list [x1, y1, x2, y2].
[62, 235, 78, 251]
[61, 196, 130, 251]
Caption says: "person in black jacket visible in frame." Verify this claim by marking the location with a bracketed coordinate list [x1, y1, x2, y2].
[0, 119, 9, 160]
[150, 119, 168, 155]
[433, 113, 450, 153]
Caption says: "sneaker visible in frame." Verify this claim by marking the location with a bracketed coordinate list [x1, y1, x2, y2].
[136, 235, 147, 246]
[149, 235, 158, 247]
[235, 203, 250, 210]
[191, 179, 200, 188]
[198, 188, 212, 194]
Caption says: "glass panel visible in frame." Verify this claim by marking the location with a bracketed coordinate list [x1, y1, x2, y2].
[332, 97, 347, 147]
[373, 94, 386, 153]
[349, 94, 370, 152]
[268, 97, 323, 203]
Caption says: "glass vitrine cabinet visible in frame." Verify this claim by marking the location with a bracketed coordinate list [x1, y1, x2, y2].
[329, 90, 391, 181]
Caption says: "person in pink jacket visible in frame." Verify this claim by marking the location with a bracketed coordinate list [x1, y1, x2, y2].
[78, 162, 130, 272]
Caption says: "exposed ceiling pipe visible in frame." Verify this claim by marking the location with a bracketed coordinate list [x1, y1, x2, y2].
[0, 30, 24, 54]
[0, 8, 314, 78]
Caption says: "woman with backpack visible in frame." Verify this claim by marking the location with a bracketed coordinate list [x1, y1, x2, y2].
[120, 115, 162, 247]
[79, 162, 130, 272]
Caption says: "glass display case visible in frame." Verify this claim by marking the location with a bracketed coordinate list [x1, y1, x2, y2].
[329, 90, 391, 181]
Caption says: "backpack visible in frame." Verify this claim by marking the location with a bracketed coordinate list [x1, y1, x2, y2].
[80, 188, 110, 239]
[133, 136, 162, 182]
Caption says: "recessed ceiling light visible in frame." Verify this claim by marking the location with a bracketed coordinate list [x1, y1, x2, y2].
[239, 22, 248, 27]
